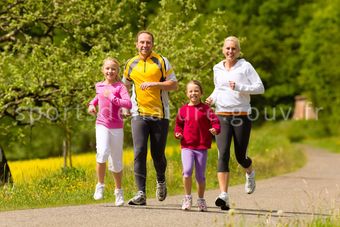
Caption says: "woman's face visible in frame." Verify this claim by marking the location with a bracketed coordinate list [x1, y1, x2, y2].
[222, 40, 240, 62]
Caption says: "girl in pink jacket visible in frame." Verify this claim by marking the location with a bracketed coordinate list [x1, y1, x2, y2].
[88, 58, 132, 206]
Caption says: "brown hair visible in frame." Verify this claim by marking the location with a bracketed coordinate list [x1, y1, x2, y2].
[136, 30, 154, 44]
[187, 80, 203, 94]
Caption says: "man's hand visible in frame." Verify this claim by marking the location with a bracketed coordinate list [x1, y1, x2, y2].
[140, 82, 157, 90]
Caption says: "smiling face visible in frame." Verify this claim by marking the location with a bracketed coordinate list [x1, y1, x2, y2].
[186, 82, 202, 106]
[222, 38, 240, 63]
[102, 60, 119, 83]
[136, 32, 153, 59]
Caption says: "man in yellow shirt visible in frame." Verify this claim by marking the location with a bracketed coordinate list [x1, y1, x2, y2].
[123, 31, 178, 205]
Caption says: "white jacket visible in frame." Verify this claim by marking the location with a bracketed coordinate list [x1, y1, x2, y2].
[209, 59, 264, 113]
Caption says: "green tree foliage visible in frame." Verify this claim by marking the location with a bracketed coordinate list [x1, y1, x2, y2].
[0, 0, 338, 161]
[196, 0, 312, 119]
[146, 0, 229, 115]
[298, 0, 340, 133]
[0, 0, 143, 162]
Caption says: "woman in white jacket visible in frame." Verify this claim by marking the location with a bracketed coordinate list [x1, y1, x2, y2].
[205, 36, 264, 210]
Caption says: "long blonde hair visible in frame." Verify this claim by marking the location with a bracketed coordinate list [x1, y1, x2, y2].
[102, 57, 121, 82]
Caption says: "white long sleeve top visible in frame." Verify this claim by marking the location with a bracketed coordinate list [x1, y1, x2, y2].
[208, 59, 264, 114]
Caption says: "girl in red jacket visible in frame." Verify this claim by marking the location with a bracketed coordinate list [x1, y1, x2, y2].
[175, 80, 220, 211]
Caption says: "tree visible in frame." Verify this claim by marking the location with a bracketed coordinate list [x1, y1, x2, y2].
[0, 0, 143, 164]
[298, 0, 340, 134]
[194, 0, 315, 121]
[144, 0, 229, 118]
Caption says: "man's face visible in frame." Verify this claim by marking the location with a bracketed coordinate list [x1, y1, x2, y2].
[136, 33, 153, 58]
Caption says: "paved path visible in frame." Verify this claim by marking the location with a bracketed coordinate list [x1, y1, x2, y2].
[1, 146, 339, 226]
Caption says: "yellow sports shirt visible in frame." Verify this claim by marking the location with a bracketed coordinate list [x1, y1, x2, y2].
[123, 52, 176, 119]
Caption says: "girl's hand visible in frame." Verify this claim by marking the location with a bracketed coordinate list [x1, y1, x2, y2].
[209, 128, 217, 135]
[122, 108, 131, 117]
[175, 132, 183, 139]
[88, 105, 97, 115]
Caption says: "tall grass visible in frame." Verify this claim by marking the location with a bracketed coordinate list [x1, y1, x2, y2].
[1, 123, 305, 211]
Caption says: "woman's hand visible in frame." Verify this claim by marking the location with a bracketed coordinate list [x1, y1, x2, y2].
[205, 97, 213, 105]
[229, 81, 236, 90]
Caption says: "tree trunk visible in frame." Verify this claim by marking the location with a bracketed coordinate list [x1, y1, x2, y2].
[67, 129, 72, 168]
[63, 139, 67, 168]
[0, 146, 13, 185]
[62, 124, 73, 168]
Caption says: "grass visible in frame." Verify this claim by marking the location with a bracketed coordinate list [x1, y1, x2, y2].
[1, 122, 307, 212]
[2, 120, 339, 226]
[304, 137, 340, 154]
[264, 120, 340, 154]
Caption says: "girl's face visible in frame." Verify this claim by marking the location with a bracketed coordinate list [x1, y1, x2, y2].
[222, 40, 240, 62]
[102, 60, 119, 83]
[186, 83, 202, 105]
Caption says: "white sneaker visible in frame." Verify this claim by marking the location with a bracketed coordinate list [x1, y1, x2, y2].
[115, 189, 124, 206]
[181, 195, 192, 210]
[197, 198, 208, 212]
[93, 183, 104, 200]
[215, 192, 230, 210]
[245, 171, 256, 194]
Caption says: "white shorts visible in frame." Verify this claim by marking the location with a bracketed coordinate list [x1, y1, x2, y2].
[96, 124, 124, 172]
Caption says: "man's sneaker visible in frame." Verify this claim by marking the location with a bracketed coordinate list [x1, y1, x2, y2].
[114, 188, 124, 206]
[128, 191, 146, 205]
[93, 183, 104, 200]
[245, 171, 256, 194]
[181, 195, 192, 210]
[215, 192, 230, 210]
[156, 181, 167, 201]
[197, 198, 208, 212]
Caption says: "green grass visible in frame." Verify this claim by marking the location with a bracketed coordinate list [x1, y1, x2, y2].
[304, 137, 340, 154]
[5, 119, 340, 213]
[261, 120, 339, 154]
[2, 120, 339, 226]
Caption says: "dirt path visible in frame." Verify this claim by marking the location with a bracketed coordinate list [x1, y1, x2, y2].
[1, 146, 339, 226]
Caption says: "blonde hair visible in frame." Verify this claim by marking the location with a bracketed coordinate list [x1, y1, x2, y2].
[224, 36, 243, 58]
[225, 36, 240, 50]
[102, 57, 121, 82]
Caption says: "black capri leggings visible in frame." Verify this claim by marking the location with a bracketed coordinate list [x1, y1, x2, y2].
[215, 115, 252, 172]
[131, 116, 169, 192]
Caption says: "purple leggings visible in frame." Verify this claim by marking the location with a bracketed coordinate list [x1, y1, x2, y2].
[181, 148, 207, 183]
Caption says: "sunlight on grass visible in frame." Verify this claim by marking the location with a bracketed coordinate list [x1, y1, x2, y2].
[8, 146, 178, 184]
[2, 122, 339, 226]
[8, 157, 64, 183]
